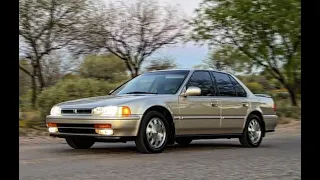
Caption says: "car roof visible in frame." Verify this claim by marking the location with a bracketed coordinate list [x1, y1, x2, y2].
[147, 68, 233, 76]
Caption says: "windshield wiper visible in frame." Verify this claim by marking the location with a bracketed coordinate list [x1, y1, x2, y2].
[125, 91, 158, 94]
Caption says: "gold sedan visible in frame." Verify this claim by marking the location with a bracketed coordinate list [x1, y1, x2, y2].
[46, 69, 278, 153]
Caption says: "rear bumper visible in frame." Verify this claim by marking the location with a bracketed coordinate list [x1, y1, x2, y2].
[263, 114, 278, 132]
[46, 115, 141, 137]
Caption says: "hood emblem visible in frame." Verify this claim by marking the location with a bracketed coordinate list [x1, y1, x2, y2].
[73, 109, 78, 114]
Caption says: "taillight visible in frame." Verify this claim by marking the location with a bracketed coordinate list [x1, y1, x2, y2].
[273, 103, 276, 112]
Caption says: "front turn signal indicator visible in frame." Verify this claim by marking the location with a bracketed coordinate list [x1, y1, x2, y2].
[94, 124, 112, 128]
[47, 123, 57, 127]
[121, 106, 131, 117]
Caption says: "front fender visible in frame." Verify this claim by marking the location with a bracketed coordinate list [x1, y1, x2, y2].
[126, 96, 179, 136]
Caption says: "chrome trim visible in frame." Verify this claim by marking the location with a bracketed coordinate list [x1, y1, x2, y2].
[263, 114, 277, 118]
[223, 116, 246, 119]
[180, 116, 221, 120]
[56, 127, 113, 129]
[47, 115, 141, 121]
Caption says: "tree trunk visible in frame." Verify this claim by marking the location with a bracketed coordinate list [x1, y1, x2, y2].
[263, 68, 299, 107]
[130, 68, 140, 79]
[34, 61, 46, 91]
[286, 87, 298, 106]
[31, 75, 37, 109]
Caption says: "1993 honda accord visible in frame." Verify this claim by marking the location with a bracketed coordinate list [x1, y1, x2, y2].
[46, 69, 278, 153]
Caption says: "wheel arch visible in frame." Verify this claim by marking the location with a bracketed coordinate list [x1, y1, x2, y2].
[139, 105, 176, 144]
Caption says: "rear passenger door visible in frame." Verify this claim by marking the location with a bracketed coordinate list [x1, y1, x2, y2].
[211, 72, 249, 134]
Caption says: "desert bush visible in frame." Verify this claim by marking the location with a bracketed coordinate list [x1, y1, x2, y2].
[37, 78, 120, 119]
[19, 110, 45, 128]
[245, 82, 264, 93]
[273, 92, 290, 100]
[19, 90, 37, 111]
[276, 106, 301, 119]
[277, 117, 292, 124]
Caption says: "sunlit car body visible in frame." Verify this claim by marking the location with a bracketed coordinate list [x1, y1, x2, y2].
[46, 69, 278, 153]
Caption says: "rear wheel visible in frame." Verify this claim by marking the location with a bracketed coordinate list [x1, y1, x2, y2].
[175, 138, 192, 146]
[65, 137, 95, 149]
[135, 111, 169, 153]
[239, 114, 264, 148]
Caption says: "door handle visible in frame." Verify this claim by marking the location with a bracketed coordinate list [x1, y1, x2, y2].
[211, 103, 219, 107]
[242, 102, 249, 107]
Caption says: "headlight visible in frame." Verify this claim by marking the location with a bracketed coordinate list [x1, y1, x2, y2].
[92, 106, 131, 117]
[50, 106, 61, 116]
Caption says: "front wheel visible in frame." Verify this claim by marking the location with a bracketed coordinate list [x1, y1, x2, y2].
[239, 114, 264, 148]
[65, 137, 95, 149]
[135, 111, 169, 153]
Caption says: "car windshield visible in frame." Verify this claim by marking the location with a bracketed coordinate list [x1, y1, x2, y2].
[114, 70, 190, 95]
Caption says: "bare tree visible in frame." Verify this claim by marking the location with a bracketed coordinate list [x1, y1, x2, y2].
[146, 57, 177, 72]
[41, 50, 80, 86]
[19, 0, 94, 107]
[19, 60, 32, 96]
[75, 0, 187, 78]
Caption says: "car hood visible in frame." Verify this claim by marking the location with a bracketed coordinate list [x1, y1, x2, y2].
[56, 94, 153, 109]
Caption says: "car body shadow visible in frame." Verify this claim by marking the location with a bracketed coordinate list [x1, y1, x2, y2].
[54, 140, 274, 155]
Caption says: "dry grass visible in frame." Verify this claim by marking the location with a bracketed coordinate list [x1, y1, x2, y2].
[19, 127, 48, 137]
[277, 117, 297, 124]
[19, 111, 46, 127]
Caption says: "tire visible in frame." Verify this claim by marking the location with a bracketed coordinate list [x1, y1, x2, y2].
[65, 137, 95, 149]
[135, 111, 169, 153]
[239, 114, 264, 148]
[176, 138, 192, 146]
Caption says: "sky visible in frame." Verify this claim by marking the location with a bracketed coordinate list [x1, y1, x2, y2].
[103, 0, 208, 68]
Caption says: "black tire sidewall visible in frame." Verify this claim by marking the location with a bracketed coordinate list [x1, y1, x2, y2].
[176, 138, 192, 146]
[138, 111, 170, 153]
[243, 114, 264, 147]
[65, 137, 95, 149]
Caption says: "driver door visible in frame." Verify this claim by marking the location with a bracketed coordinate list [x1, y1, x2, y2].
[177, 71, 221, 135]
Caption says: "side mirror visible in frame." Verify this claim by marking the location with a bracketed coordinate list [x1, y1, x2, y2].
[183, 86, 201, 96]
[109, 89, 114, 94]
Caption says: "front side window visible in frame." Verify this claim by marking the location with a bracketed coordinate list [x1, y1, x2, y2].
[211, 72, 237, 97]
[186, 71, 216, 96]
[115, 70, 189, 95]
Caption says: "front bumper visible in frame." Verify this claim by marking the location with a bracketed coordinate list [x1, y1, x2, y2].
[46, 115, 141, 137]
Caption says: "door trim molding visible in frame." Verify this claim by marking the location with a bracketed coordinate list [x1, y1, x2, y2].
[222, 116, 246, 119]
[174, 116, 221, 120]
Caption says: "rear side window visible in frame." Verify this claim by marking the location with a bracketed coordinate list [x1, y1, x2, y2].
[211, 72, 237, 97]
[186, 71, 217, 96]
[229, 76, 247, 97]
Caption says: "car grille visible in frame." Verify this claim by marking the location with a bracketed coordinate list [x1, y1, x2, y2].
[57, 124, 96, 134]
[61, 109, 92, 115]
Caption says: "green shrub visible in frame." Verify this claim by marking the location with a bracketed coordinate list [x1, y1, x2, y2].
[19, 90, 36, 111]
[276, 92, 289, 99]
[276, 106, 301, 119]
[19, 110, 45, 128]
[37, 78, 120, 119]
[245, 82, 264, 93]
